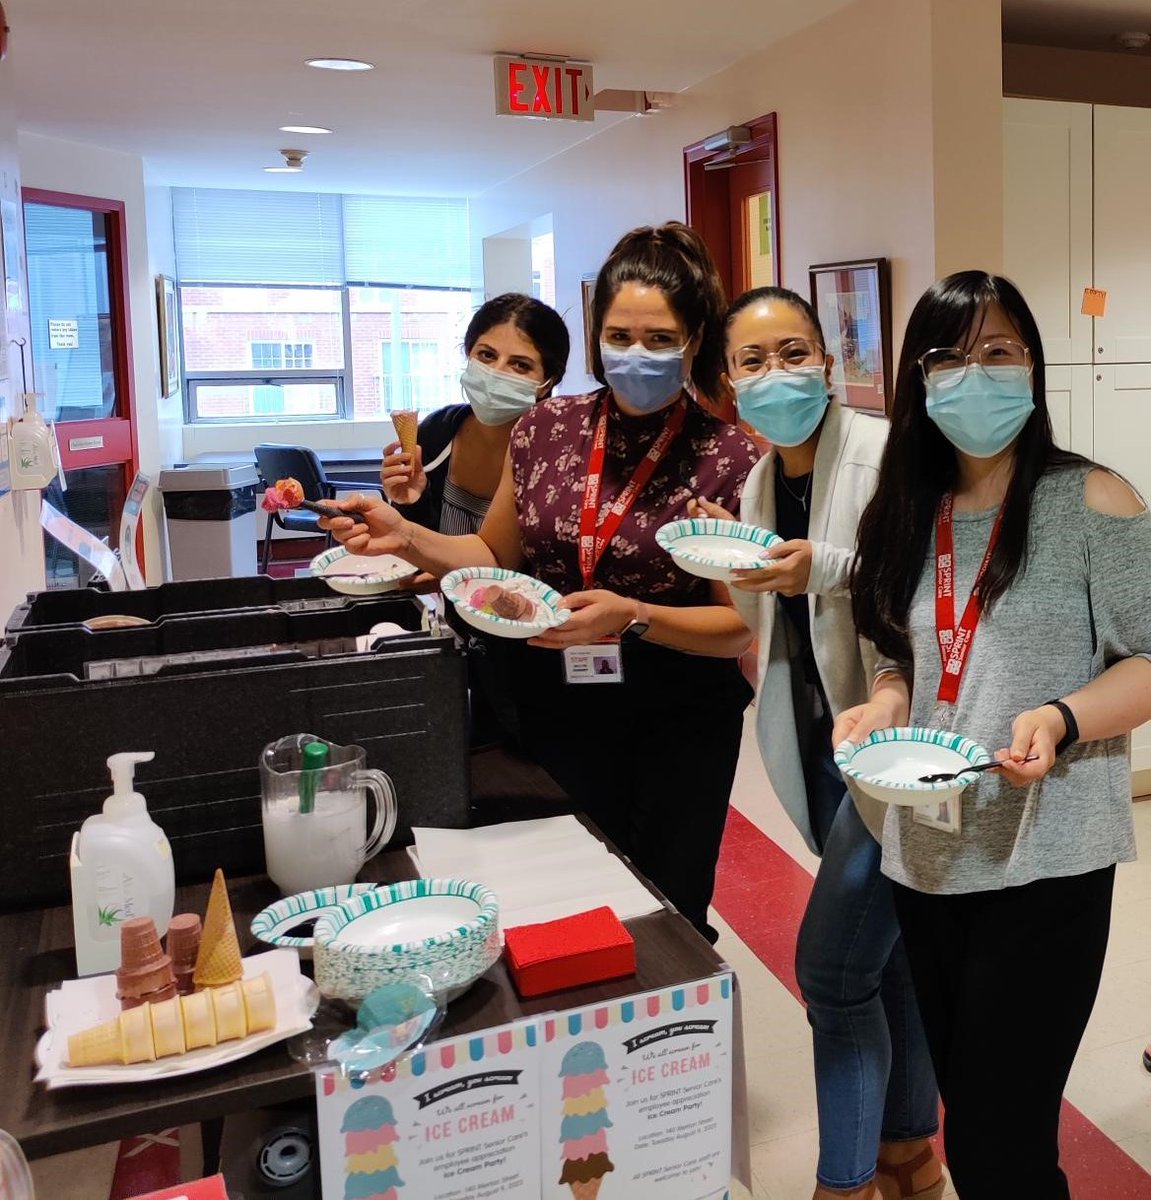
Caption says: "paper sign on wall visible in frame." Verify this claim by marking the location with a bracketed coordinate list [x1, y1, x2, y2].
[1081, 287, 1108, 317]
[316, 1019, 542, 1200]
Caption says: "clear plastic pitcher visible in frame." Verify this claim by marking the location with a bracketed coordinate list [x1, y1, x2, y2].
[260, 734, 397, 895]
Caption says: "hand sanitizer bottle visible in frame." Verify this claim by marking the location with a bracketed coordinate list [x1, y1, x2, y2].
[10, 392, 61, 491]
[70, 752, 177, 976]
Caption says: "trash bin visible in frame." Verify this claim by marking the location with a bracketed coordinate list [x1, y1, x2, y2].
[159, 465, 259, 580]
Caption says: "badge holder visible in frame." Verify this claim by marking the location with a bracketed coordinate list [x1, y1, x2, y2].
[563, 637, 623, 684]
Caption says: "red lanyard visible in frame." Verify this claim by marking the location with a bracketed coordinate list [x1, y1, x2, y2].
[578, 398, 687, 588]
[934, 492, 1005, 704]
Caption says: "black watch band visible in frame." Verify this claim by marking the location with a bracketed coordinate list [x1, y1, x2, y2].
[1044, 699, 1079, 756]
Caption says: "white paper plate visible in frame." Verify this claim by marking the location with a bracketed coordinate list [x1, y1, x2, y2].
[656, 518, 783, 582]
[310, 546, 419, 596]
[440, 567, 571, 639]
[834, 727, 992, 807]
[250, 883, 379, 957]
[35, 949, 316, 1088]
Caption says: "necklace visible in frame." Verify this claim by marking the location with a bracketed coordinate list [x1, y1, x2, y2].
[778, 468, 813, 512]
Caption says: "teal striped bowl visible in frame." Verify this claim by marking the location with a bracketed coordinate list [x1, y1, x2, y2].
[250, 884, 378, 958]
[835, 726, 992, 807]
[313, 878, 501, 1002]
[441, 566, 571, 639]
[656, 518, 783, 582]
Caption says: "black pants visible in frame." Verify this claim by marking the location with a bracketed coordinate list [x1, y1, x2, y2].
[510, 639, 752, 943]
[893, 866, 1115, 1199]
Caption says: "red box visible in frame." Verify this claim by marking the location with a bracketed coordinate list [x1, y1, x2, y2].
[503, 906, 636, 998]
[128, 1175, 228, 1200]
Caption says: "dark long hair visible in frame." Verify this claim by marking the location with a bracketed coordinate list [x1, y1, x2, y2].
[464, 293, 570, 394]
[851, 271, 1088, 663]
[589, 222, 728, 400]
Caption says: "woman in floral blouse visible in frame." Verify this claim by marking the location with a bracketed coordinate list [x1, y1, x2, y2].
[322, 223, 760, 941]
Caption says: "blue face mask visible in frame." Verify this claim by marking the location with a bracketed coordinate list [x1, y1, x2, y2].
[925, 365, 1034, 458]
[733, 366, 830, 447]
[600, 343, 687, 414]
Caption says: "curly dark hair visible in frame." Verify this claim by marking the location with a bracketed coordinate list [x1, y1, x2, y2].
[464, 293, 570, 393]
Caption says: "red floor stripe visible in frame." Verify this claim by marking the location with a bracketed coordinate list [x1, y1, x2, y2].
[713, 806, 1151, 1198]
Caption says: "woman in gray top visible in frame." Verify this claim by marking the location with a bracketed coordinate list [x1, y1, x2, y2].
[836, 272, 1151, 1199]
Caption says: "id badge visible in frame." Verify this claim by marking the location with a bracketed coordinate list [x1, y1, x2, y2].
[913, 796, 962, 834]
[563, 638, 623, 684]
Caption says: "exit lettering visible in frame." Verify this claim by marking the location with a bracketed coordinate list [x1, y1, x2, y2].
[494, 55, 594, 123]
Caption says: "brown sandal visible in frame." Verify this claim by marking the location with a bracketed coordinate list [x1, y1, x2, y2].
[874, 1144, 945, 1200]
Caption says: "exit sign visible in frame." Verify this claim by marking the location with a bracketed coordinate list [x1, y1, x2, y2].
[493, 55, 594, 122]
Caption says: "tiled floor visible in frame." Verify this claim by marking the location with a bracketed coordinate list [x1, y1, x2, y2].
[27, 711, 1151, 1198]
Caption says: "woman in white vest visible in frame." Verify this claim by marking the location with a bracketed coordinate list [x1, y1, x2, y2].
[695, 288, 941, 1200]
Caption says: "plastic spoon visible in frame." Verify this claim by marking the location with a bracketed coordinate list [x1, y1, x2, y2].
[918, 755, 1038, 784]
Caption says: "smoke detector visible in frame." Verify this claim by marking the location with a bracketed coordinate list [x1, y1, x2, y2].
[265, 148, 308, 173]
[1116, 31, 1151, 50]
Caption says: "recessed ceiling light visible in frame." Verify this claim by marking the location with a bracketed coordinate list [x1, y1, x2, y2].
[280, 125, 333, 135]
[305, 58, 374, 71]
[263, 166, 303, 173]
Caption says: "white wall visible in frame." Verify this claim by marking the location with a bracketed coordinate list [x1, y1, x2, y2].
[17, 133, 177, 584]
[472, 0, 1003, 393]
[0, 54, 42, 623]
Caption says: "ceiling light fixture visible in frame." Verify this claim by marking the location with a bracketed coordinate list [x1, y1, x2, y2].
[305, 57, 374, 71]
[279, 125, 333, 135]
[1116, 31, 1150, 50]
[264, 148, 309, 173]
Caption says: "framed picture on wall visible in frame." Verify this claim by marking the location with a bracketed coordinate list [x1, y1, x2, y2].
[809, 258, 892, 414]
[580, 276, 597, 374]
[156, 274, 179, 398]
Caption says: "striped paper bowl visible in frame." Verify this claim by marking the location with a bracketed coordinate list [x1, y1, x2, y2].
[655, 518, 783, 582]
[440, 566, 571, 639]
[834, 726, 992, 807]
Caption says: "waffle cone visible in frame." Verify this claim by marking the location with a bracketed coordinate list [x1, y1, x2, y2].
[193, 869, 242, 988]
[392, 410, 418, 456]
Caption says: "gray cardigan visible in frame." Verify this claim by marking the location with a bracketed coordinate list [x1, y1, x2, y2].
[731, 401, 888, 850]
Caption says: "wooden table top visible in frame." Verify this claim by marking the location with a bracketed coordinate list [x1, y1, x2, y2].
[1, 850, 723, 1159]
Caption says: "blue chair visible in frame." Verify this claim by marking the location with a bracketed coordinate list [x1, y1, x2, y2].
[253, 444, 386, 574]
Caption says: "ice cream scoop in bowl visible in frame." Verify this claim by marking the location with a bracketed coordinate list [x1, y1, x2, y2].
[441, 566, 571, 639]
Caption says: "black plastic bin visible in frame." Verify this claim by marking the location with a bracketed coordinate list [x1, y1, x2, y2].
[0, 588, 469, 910]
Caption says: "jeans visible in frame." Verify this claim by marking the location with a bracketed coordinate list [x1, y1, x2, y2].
[893, 866, 1115, 1199]
[796, 744, 940, 1189]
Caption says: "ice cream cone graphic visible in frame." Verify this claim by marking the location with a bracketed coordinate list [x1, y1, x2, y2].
[559, 1041, 613, 1197]
[341, 1095, 403, 1200]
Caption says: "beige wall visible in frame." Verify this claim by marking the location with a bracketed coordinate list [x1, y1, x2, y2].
[0, 53, 42, 623]
[472, 0, 1004, 391]
[1004, 43, 1151, 109]
[18, 133, 182, 585]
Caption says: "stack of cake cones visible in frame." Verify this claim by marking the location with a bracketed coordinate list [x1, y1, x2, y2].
[391, 410, 418, 457]
[67, 973, 277, 1066]
[116, 918, 177, 1010]
[166, 913, 202, 996]
[193, 869, 242, 989]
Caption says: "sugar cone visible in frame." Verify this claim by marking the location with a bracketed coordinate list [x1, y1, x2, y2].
[193, 869, 242, 988]
[67, 1018, 125, 1067]
[392, 410, 418, 456]
[570, 1181, 603, 1200]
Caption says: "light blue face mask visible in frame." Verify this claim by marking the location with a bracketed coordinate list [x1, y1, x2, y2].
[925, 365, 1035, 458]
[733, 366, 830, 447]
[600, 343, 687, 414]
[460, 358, 541, 426]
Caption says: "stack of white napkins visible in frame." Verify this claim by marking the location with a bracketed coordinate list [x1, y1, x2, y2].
[411, 816, 663, 931]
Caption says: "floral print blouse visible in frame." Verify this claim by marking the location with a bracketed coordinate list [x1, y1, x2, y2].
[509, 389, 760, 604]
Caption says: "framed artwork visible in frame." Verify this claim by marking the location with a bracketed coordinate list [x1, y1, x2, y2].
[580, 277, 597, 374]
[155, 274, 179, 398]
[809, 258, 892, 414]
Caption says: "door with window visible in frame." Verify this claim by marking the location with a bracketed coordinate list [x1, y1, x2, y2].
[684, 113, 781, 422]
[23, 189, 139, 587]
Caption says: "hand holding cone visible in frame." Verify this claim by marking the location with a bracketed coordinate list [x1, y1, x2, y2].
[391, 410, 419, 457]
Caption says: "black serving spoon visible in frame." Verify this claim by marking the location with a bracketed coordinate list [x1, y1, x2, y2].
[918, 755, 1038, 784]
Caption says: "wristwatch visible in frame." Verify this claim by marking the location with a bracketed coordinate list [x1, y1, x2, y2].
[620, 602, 651, 642]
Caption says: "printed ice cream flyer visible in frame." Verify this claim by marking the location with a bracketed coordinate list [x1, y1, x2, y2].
[315, 1019, 541, 1200]
[540, 974, 734, 1200]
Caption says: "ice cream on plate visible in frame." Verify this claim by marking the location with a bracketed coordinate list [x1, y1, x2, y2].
[468, 583, 537, 622]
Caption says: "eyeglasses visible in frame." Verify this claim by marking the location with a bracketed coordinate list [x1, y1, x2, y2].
[918, 338, 1032, 386]
[731, 338, 826, 374]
